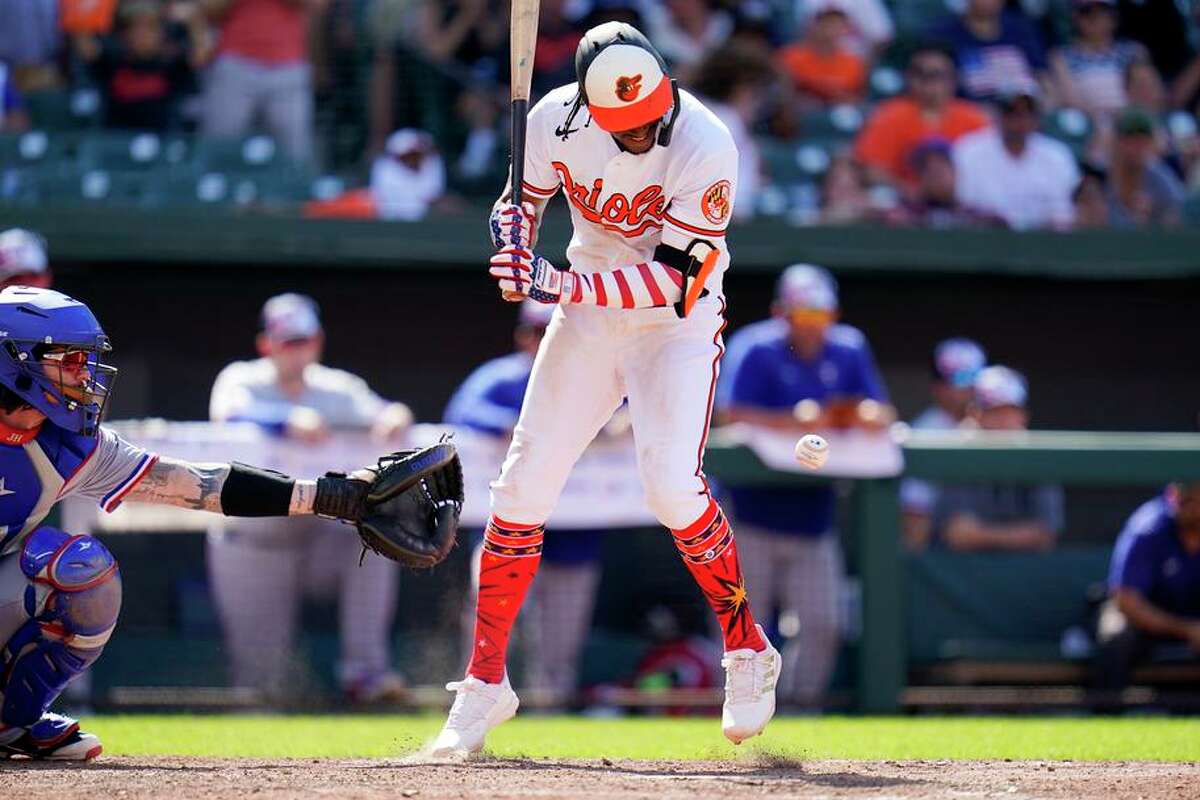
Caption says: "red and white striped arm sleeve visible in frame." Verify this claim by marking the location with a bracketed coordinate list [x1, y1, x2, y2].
[564, 262, 685, 309]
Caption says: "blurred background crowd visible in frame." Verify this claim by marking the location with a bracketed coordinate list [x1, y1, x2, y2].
[6, 0, 1200, 227]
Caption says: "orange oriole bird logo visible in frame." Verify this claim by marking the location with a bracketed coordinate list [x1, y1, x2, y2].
[615, 74, 643, 102]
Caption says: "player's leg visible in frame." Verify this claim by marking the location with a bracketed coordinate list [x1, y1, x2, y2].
[526, 536, 603, 697]
[621, 302, 779, 743]
[0, 529, 119, 760]
[435, 308, 622, 756]
[778, 533, 843, 707]
[466, 307, 623, 684]
[311, 520, 402, 703]
[206, 521, 303, 701]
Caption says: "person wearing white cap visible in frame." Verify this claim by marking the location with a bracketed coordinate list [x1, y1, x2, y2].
[444, 300, 607, 704]
[370, 128, 446, 221]
[900, 337, 987, 550]
[205, 293, 415, 705]
[930, 365, 1065, 552]
[716, 263, 895, 708]
[0, 229, 52, 290]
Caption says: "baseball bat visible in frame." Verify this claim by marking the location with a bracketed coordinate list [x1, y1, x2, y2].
[502, 0, 540, 303]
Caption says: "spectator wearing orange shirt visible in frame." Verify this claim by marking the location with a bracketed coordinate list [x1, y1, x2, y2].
[201, 0, 329, 162]
[777, 0, 867, 106]
[853, 43, 990, 189]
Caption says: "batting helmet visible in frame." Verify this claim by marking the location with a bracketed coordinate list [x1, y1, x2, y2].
[569, 22, 681, 145]
[0, 287, 115, 436]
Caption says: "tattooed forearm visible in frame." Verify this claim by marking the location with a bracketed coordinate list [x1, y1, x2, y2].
[125, 457, 231, 512]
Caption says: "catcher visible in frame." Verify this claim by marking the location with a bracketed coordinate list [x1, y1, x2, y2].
[0, 287, 462, 760]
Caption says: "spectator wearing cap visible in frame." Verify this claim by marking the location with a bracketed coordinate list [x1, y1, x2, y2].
[853, 44, 990, 191]
[1105, 107, 1184, 227]
[931, 366, 1065, 552]
[1050, 0, 1148, 126]
[445, 301, 607, 701]
[777, 0, 868, 106]
[201, 0, 329, 162]
[75, 0, 212, 131]
[884, 138, 1005, 228]
[206, 292, 414, 705]
[717, 264, 895, 707]
[0, 228, 52, 290]
[900, 338, 986, 550]
[931, 0, 1049, 104]
[953, 88, 1081, 230]
[1095, 482, 1200, 694]
[371, 129, 447, 221]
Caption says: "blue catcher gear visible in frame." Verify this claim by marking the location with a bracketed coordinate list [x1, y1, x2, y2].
[0, 286, 116, 437]
[0, 528, 120, 730]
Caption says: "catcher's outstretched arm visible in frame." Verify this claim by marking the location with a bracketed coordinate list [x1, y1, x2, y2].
[124, 456, 317, 516]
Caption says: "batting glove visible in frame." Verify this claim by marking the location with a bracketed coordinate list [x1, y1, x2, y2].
[489, 202, 538, 250]
[489, 246, 575, 304]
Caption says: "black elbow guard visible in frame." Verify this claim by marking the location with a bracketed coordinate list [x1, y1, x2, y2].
[220, 462, 296, 517]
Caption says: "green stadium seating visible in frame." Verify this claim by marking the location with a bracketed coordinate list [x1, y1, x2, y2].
[800, 104, 867, 146]
[1042, 107, 1093, 157]
[191, 135, 289, 175]
[77, 132, 191, 173]
[23, 89, 102, 131]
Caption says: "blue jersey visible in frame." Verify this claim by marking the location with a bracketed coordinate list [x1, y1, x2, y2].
[445, 352, 602, 563]
[0, 422, 157, 557]
[443, 353, 534, 437]
[1108, 492, 1200, 619]
[717, 319, 889, 536]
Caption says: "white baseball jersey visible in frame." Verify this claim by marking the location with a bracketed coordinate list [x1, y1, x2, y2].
[520, 84, 737, 303]
[209, 359, 388, 430]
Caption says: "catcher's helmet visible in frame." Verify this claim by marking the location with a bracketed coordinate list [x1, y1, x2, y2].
[0, 286, 115, 436]
[570, 22, 681, 145]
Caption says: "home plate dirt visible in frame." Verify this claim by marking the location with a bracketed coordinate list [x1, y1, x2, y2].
[2, 756, 1197, 799]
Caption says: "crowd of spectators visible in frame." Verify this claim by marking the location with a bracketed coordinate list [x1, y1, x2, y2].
[3, 0, 1200, 228]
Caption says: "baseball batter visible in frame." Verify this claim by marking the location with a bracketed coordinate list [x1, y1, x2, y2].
[432, 22, 780, 757]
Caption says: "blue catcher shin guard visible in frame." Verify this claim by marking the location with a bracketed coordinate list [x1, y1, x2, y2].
[0, 529, 121, 728]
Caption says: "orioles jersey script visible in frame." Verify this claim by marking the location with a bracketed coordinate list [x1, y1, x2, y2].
[520, 84, 737, 298]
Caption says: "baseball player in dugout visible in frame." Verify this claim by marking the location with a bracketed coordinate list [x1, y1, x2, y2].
[445, 300, 610, 702]
[206, 293, 416, 705]
[0, 287, 463, 760]
[716, 264, 896, 709]
[434, 22, 782, 757]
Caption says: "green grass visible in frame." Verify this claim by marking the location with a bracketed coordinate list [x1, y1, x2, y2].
[82, 715, 1200, 762]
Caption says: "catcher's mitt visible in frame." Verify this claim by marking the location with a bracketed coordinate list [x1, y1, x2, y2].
[313, 441, 464, 568]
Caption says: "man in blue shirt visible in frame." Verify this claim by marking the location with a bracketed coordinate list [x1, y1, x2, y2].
[716, 264, 894, 707]
[445, 301, 606, 699]
[901, 338, 987, 550]
[1096, 482, 1200, 690]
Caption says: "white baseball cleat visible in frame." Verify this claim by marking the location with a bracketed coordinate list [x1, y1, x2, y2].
[429, 673, 519, 758]
[721, 625, 781, 745]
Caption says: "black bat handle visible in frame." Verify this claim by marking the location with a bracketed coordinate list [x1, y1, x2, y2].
[510, 98, 529, 208]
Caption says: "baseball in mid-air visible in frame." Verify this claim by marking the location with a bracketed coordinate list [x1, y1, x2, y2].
[795, 433, 830, 470]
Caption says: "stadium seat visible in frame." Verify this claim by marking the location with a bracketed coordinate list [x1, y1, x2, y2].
[1042, 107, 1092, 157]
[800, 105, 866, 146]
[23, 89, 102, 131]
[77, 132, 190, 173]
[191, 135, 289, 174]
[0, 130, 70, 167]
[28, 168, 146, 206]
[868, 66, 905, 101]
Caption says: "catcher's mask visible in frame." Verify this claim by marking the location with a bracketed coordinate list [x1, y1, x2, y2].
[0, 286, 116, 437]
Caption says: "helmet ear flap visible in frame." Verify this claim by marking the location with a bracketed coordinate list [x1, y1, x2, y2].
[657, 80, 682, 147]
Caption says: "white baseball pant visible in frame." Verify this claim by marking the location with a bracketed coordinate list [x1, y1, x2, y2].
[491, 300, 726, 530]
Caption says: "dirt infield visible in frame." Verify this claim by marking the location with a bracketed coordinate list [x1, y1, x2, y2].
[3, 756, 1198, 799]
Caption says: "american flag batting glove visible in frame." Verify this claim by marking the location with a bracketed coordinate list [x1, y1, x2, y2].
[488, 202, 537, 250]
[488, 247, 573, 304]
